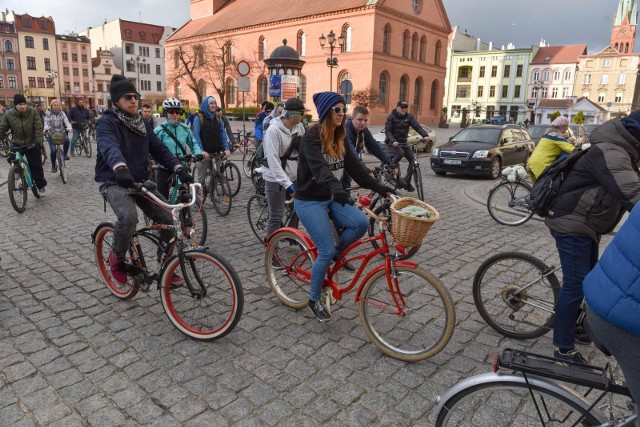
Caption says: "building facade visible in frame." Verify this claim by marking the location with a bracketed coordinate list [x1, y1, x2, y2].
[55, 34, 92, 109]
[91, 48, 121, 111]
[80, 19, 174, 110]
[0, 13, 22, 106]
[165, 0, 451, 124]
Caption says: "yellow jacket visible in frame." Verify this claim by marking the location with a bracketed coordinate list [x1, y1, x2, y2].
[527, 132, 575, 181]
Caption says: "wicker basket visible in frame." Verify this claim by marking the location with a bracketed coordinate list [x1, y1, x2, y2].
[390, 198, 440, 247]
[50, 131, 65, 145]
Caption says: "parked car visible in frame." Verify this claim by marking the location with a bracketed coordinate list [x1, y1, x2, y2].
[486, 116, 508, 125]
[373, 124, 437, 153]
[431, 124, 535, 179]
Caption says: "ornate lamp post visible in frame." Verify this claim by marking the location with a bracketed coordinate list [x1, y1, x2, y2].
[47, 70, 59, 100]
[531, 79, 543, 125]
[128, 55, 146, 93]
[319, 30, 345, 92]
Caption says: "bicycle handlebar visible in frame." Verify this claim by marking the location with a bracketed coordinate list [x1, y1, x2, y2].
[134, 182, 201, 209]
[356, 194, 397, 223]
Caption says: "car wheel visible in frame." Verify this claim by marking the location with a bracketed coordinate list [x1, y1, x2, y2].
[434, 171, 447, 176]
[489, 158, 501, 180]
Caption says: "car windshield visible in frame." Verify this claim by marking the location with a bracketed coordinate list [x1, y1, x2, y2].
[452, 128, 501, 144]
[527, 126, 550, 139]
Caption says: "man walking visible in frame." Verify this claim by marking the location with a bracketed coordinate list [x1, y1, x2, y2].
[68, 99, 90, 156]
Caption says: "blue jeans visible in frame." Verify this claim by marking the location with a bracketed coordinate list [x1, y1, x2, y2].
[71, 128, 85, 153]
[47, 135, 70, 169]
[294, 198, 369, 301]
[551, 230, 598, 351]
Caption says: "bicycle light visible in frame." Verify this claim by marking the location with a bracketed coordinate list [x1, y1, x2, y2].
[359, 195, 372, 207]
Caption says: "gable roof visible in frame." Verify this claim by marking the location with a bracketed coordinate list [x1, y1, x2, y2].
[531, 45, 587, 64]
[538, 97, 606, 111]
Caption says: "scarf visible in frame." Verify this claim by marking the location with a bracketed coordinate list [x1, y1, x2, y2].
[111, 105, 146, 136]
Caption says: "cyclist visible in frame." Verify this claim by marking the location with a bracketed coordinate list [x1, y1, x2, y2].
[295, 92, 394, 322]
[263, 102, 284, 133]
[215, 107, 237, 148]
[527, 116, 576, 181]
[384, 100, 428, 192]
[141, 104, 154, 127]
[254, 101, 274, 148]
[263, 98, 306, 242]
[68, 99, 90, 157]
[154, 98, 204, 199]
[343, 105, 395, 190]
[192, 96, 230, 187]
[95, 75, 193, 285]
[44, 99, 72, 173]
[0, 94, 47, 195]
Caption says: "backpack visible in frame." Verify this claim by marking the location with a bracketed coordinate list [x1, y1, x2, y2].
[254, 142, 269, 167]
[255, 134, 301, 169]
[529, 148, 589, 217]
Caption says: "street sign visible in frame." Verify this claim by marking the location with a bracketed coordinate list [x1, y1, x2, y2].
[237, 77, 250, 93]
[236, 60, 250, 77]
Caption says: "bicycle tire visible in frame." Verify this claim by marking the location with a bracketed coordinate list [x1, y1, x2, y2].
[223, 161, 242, 197]
[368, 204, 419, 260]
[473, 252, 560, 340]
[359, 266, 455, 361]
[85, 138, 92, 158]
[8, 164, 27, 213]
[435, 379, 601, 426]
[160, 249, 243, 340]
[414, 165, 425, 201]
[57, 150, 67, 184]
[74, 139, 83, 155]
[242, 149, 256, 177]
[487, 180, 534, 226]
[265, 229, 314, 309]
[41, 145, 47, 166]
[0, 138, 10, 157]
[209, 173, 232, 216]
[247, 194, 269, 243]
[93, 223, 139, 300]
[182, 199, 208, 246]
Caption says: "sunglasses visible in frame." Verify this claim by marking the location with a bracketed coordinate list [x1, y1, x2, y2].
[265, 109, 273, 114]
[399, 105, 408, 109]
[333, 106, 347, 114]
[167, 109, 181, 115]
[123, 94, 140, 101]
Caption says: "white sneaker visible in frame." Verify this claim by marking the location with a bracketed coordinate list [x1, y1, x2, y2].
[38, 187, 46, 196]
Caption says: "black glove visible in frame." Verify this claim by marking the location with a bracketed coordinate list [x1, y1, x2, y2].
[332, 189, 354, 206]
[194, 153, 204, 161]
[372, 182, 396, 197]
[176, 167, 194, 184]
[114, 166, 135, 189]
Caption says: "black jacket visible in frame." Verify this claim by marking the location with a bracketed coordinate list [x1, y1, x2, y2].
[384, 109, 427, 144]
[345, 119, 392, 165]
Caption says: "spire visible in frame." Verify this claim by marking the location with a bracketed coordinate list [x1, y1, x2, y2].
[614, 0, 637, 25]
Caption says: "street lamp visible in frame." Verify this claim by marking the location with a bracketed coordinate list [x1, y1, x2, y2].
[128, 55, 146, 93]
[47, 70, 59, 100]
[319, 30, 345, 92]
[531, 79, 543, 125]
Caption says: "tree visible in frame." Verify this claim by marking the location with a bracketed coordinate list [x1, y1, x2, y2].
[549, 110, 561, 122]
[573, 111, 585, 124]
[169, 38, 237, 108]
[461, 107, 469, 128]
[351, 87, 380, 107]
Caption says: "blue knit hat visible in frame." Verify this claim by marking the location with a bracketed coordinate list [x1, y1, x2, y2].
[313, 91, 346, 123]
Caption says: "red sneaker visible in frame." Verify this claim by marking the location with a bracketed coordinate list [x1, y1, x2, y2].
[109, 251, 127, 285]
[170, 274, 184, 289]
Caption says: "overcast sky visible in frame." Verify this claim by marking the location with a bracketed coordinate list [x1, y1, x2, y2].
[4, 0, 627, 54]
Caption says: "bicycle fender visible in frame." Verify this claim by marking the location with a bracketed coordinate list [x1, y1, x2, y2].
[91, 222, 116, 243]
[354, 261, 418, 301]
[266, 227, 317, 257]
[428, 371, 607, 424]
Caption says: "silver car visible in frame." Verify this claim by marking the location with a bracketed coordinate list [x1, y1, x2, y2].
[373, 125, 437, 153]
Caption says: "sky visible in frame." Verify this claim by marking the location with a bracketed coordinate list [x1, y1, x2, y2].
[3, 0, 627, 54]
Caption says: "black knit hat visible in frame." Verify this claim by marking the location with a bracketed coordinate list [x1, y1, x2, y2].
[110, 75, 138, 102]
[284, 98, 305, 113]
[13, 94, 27, 105]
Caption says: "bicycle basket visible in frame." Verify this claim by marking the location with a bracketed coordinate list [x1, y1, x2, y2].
[51, 131, 65, 145]
[389, 198, 439, 247]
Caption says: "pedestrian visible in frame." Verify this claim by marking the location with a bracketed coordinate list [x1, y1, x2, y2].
[0, 94, 47, 194]
[384, 100, 428, 192]
[545, 110, 640, 363]
[68, 99, 90, 157]
[294, 92, 394, 322]
[44, 99, 72, 173]
[527, 116, 577, 181]
[95, 75, 193, 286]
[192, 96, 230, 187]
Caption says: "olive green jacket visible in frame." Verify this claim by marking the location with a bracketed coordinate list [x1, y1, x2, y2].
[0, 107, 43, 146]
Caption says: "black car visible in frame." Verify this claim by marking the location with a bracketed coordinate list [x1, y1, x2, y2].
[431, 124, 535, 179]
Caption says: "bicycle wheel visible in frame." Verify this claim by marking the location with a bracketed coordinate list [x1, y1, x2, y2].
[8, 165, 27, 213]
[181, 199, 208, 246]
[74, 138, 83, 155]
[435, 379, 601, 426]
[368, 204, 419, 260]
[265, 229, 314, 309]
[359, 266, 455, 361]
[473, 252, 560, 339]
[209, 173, 232, 216]
[160, 249, 243, 340]
[242, 149, 256, 177]
[487, 180, 534, 226]
[223, 162, 242, 197]
[247, 194, 269, 243]
[57, 149, 67, 184]
[0, 138, 11, 157]
[85, 137, 92, 158]
[93, 223, 139, 300]
[40, 145, 47, 166]
[413, 165, 424, 201]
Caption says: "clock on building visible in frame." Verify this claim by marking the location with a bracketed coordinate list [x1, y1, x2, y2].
[621, 28, 628, 35]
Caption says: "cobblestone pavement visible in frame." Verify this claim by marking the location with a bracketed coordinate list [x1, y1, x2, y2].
[0, 138, 618, 426]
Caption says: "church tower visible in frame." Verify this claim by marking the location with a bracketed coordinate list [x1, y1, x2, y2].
[611, 0, 637, 53]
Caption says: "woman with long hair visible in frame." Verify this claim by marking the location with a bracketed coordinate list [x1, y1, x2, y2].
[295, 92, 394, 322]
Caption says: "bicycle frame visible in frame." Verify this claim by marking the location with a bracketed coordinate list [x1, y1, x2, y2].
[13, 151, 35, 188]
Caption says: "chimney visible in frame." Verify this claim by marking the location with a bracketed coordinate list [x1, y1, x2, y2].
[476, 38, 481, 51]
[489, 41, 493, 50]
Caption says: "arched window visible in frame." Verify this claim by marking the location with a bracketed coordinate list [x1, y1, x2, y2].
[258, 36, 266, 61]
[379, 71, 390, 106]
[399, 74, 409, 102]
[419, 36, 426, 62]
[411, 33, 418, 60]
[402, 30, 410, 58]
[226, 78, 236, 105]
[434, 40, 442, 65]
[553, 68, 561, 82]
[341, 24, 351, 53]
[4, 40, 12, 52]
[297, 30, 305, 56]
[532, 69, 540, 82]
[382, 24, 391, 54]
[542, 69, 550, 82]
[430, 80, 439, 110]
[564, 68, 572, 81]
[194, 45, 204, 65]
[300, 74, 307, 103]
[413, 77, 423, 112]
[174, 49, 181, 69]
[174, 81, 181, 99]
[257, 75, 268, 103]
[337, 70, 352, 103]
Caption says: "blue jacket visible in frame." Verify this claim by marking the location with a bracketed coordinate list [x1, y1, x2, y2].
[345, 119, 393, 165]
[95, 110, 180, 183]
[192, 96, 229, 152]
[254, 110, 268, 142]
[584, 202, 640, 336]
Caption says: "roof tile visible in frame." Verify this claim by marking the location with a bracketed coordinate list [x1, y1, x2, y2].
[531, 45, 587, 64]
